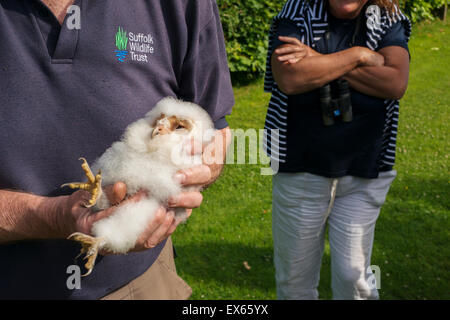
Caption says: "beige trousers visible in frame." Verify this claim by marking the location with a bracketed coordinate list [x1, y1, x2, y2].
[101, 237, 192, 300]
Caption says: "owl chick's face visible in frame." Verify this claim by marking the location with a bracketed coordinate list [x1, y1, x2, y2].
[123, 98, 214, 157]
[151, 113, 194, 139]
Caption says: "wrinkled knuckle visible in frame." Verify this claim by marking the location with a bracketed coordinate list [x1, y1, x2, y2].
[155, 211, 165, 224]
[166, 230, 175, 237]
[204, 166, 212, 180]
[167, 209, 175, 217]
[185, 167, 194, 177]
[188, 193, 202, 208]
[196, 193, 203, 206]
[165, 213, 175, 225]
[144, 240, 157, 249]
[70, 202, 78, 214]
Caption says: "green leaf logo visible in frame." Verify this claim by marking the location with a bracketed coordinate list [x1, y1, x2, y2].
[114, 27, 128, 62]
[115, 27, 128, 51]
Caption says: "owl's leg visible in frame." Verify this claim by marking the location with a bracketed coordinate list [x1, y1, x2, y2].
[68, 232, 106, 277]
[62, 158, 102, 208]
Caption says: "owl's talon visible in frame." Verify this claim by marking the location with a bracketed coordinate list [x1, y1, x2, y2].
[61, 158, 102, 208]
[68, 232, 105, 277]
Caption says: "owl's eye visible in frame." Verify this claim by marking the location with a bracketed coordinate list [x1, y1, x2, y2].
[176, 124, 185, 130]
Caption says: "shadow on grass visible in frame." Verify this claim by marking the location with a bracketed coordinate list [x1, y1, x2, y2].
[388, 175, 449, 209]
[173, 240, 336, 299]
[369, 175, 449, 299]
[173, 242, 276, 292]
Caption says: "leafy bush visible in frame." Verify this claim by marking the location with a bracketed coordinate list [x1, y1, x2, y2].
[400, 0, 447, 23]
[218, 0, 283, 78]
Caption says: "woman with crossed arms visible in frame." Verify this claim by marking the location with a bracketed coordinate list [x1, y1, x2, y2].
[265, 0, 410, 299]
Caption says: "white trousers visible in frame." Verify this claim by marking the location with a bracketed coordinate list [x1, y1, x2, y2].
[272, 170, 396, 300]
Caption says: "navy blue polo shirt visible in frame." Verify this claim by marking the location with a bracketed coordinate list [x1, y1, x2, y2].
[271, 16, 409, 178]
[0, 0, 234, 299]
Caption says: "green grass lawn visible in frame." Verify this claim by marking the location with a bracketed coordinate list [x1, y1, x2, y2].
[172, 19, 449, 300]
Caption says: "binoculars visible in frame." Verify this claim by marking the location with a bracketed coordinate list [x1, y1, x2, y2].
[319, 79, 353, 126]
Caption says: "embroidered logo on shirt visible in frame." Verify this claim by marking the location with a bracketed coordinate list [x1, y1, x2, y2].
[114, 26, 154, 63]
[115, 27, 128, 62]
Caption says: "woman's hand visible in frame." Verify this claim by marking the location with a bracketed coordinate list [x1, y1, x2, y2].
[343, 46, 409, 100]
[275, 36, 384, 67]
[274, 36, 321, 64]
[357, 47, 385, 67]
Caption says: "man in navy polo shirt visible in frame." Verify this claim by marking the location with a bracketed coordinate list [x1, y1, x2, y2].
[0, 0, 234, 299]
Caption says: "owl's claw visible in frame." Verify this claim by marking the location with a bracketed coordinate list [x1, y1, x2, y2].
[62, 157, 102, 208]
[68, 232, 105, 277]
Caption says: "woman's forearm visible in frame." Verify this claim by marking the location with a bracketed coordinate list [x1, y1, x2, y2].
[271, 38, 410, 98]
[0, 190, 67, 243]
[343, 65, 407, 100]
[272, 46, 364, 95]
[343, 46, 410, 100]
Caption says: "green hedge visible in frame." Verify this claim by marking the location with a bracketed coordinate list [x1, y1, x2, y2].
[218, 0, 283, 77]
[400, 0, 447, 23]
[218, 0, 447, 78]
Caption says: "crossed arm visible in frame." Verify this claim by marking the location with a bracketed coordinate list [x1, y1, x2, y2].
[0, 127, 231, 249]
[271, 36, 409, 100]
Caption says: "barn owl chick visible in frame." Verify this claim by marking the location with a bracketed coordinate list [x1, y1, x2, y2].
[63, 97, 215, 276]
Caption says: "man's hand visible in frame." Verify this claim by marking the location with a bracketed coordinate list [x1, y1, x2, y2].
[171, 127, 231, 189]
[133, 127, 231, 250]
[168, 127, 231, 208]
[61, 182, 180, 254]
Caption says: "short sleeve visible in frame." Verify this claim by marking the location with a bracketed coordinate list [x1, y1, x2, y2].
[177, 2, 234, 130]
[377, 21, 409, 54]
[272, 19, 304, 51]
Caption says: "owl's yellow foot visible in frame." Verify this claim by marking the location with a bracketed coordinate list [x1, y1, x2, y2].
[62, 157, 102, 208]
[68, 232, 105, 277]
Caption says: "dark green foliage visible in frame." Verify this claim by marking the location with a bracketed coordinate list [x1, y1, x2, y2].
[400, 0, 447, 23]
[217, 0, 283, 77]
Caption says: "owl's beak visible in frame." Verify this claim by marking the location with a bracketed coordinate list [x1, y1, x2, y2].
[151, 124, 169, 138]
[151, 126, 161, 138]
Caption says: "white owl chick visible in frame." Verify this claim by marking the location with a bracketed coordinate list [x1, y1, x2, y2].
[62, 97, 215, 276]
